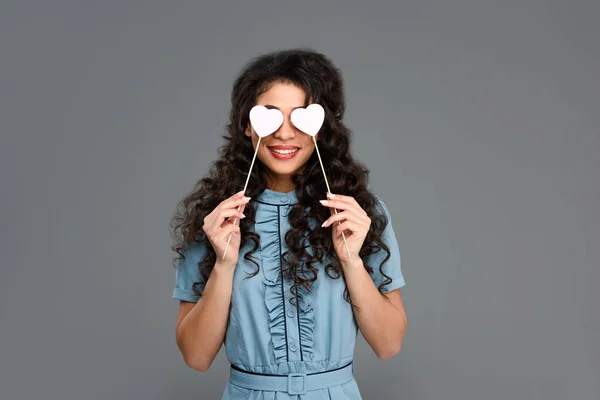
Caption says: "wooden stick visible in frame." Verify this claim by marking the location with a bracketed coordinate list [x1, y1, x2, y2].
[312, 136, 352, 261]
[222, 136, 261, 260]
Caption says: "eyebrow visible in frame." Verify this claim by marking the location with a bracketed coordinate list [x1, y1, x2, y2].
[263, 105, 305, 110]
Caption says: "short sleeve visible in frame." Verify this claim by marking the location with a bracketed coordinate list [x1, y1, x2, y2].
[365, 195, 406, 293]
[172, 240, 209, 302]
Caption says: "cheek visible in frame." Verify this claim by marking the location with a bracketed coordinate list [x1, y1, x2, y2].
[255, 139, 270, 161]
[304, 138, 316, 153]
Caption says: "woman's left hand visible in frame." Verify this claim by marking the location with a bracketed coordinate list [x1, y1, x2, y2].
[320, 192, 371, 264]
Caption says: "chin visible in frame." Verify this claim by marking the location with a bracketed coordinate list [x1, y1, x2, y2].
[259, 153, 307, 174]
[266, 165, 300, 176]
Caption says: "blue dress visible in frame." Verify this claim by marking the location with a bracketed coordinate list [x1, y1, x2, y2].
[172, 188, 405, 399]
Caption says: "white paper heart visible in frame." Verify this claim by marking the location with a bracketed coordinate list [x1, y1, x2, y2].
[249, 105, 284, 138]
[290, 103, 325, 136]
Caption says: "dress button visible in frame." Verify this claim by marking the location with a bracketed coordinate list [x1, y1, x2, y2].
[287, 308, 295, 318]
[290, 343, 297, 352]
[280, 196, 289, 203]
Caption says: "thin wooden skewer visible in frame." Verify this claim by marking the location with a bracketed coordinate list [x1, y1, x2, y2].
[222, 136, 262, 260]
[312, 136, 352, 261]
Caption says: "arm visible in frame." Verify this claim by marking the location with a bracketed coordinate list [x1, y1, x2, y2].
[320, 192, 407, 359]
[342, 259, 407, 359]
[175, 262, 235, 371]
[172, 192, 250, 371]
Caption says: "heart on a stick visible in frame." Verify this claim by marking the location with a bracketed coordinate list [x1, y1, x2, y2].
[291, 103, 325, 136]
[249, 105, 283, 137]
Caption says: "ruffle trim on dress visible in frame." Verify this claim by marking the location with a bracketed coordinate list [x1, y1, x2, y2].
[263, 257, 318, 363]
[297, 281, 316, 360]
[264, 263, 288, 363]
[258, 201, 318, 363]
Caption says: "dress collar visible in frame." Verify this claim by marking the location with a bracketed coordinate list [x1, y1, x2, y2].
[256, 188, 299, 205]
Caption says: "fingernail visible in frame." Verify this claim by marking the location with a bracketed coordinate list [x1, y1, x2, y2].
[243, 196, 251, 201]
[321, 220, 329, 227]
[327, 192, 336, 198]
[320, 200, 328, 204]
[239, 212, 246, 218]
[237, 190, 245, 197]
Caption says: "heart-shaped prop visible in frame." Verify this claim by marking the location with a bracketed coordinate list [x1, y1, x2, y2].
[249, 105, 284, 137]
[291, 103, 325, 136]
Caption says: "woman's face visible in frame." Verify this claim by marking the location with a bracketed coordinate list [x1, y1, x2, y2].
[245, 82, 317, 189]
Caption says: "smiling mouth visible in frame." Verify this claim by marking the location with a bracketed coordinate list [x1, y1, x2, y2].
[269, 148, 299, 154]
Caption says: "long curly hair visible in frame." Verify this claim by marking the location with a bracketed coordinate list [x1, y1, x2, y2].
[170, 48, 394, 310]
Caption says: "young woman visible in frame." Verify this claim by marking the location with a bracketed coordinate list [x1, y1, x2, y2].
[170, 48, 407, 399]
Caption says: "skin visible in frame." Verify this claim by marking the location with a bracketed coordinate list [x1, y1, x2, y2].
[175, 82, 407, 371]
[244, 82, 318, 192]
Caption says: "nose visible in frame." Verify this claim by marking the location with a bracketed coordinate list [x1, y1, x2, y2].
[273, 114, 296, 140]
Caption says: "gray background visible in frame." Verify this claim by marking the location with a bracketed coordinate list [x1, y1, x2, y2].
[1, 1, 598, 399]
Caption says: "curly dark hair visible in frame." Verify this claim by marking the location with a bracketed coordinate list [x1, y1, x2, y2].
[170, 48, 394, 311]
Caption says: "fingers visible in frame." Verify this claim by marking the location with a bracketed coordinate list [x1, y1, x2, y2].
[201, 191, 253, 264]
[323, 193, 367, 216]
[206, 196, 250, 231]
[320, 204, 366, 227]
[221, 198, 249, 228]
[323, 212, 370, 231]
[334, 220, 360, 237]
[326, 192, 360, 206]
[321, 210, 351, 227]
[215, 221, 241, 243]
[217, 207, 247, 230]
[319, 195, 371, 240]
[220, 191, 252, 212]
[204, 195, 250, 237]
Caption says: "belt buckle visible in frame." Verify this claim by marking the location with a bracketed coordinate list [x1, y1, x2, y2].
[287, 372, 307, 395]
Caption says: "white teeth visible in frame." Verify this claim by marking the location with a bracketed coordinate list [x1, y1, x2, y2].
[271, 148, 298, 154]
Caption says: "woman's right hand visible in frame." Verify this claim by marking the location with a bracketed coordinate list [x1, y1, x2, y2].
[203, 190, 251, 267]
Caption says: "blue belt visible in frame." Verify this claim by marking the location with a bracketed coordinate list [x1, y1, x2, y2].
[228, 361, 354, 395]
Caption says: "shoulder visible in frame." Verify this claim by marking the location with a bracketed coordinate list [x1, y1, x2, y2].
[172, 240, 210, 302]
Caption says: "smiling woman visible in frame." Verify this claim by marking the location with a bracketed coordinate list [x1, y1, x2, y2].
[170, 48, 407, 399]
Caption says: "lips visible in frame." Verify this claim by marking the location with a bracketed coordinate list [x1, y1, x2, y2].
[268, 145, 300, 150]
[268, 145, 300, 159]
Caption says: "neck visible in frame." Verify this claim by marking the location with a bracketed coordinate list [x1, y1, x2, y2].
[266, 175, 295, 193]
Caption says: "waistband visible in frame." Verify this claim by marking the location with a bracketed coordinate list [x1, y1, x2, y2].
[228, 361, 354, 395]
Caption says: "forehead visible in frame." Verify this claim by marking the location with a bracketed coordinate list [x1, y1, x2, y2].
[256, 82, 307, 111]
